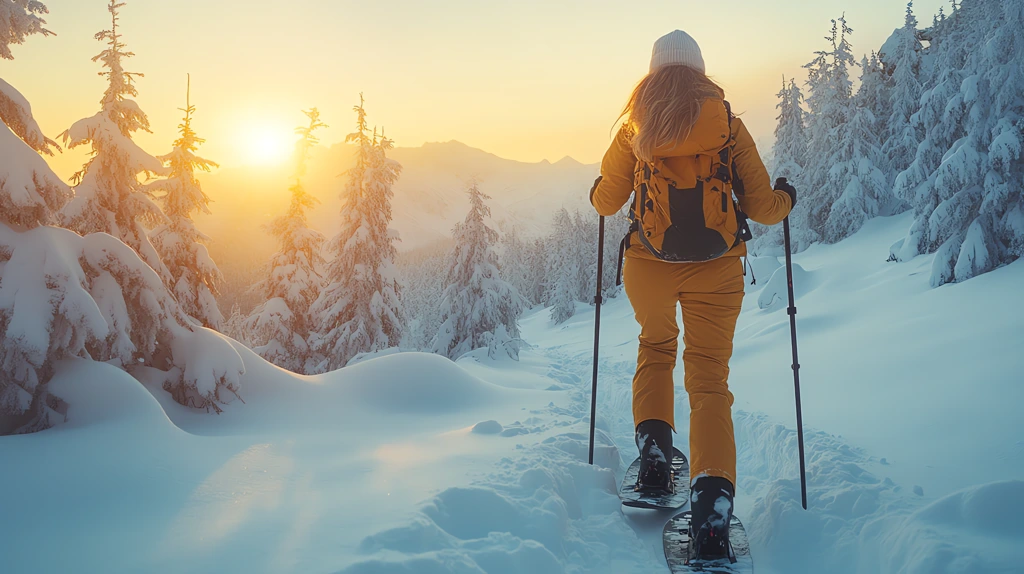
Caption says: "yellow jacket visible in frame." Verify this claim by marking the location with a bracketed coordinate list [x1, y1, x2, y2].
[591, 97, 792, 260]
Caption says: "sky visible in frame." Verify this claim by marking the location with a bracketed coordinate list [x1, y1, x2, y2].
[3, 0, 947, 178]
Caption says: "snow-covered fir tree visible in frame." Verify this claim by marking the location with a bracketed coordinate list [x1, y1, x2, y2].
[523, 236, 551, 306]
[823, 62, 890, 241]
[881, 2, 924, 184]
[892, 0, 1024, 285]
[431, 183, 526, 360]
[246, 109, 327, 373]
[772, 77, 808, 183]
[754, 77, 808, 255]
[1, 3, 65, 228]
[498, 222, 537, 305]
[546, 208, 582, 324]
[797, 16, 858, 246]
[149, 78, 224, 329]
[397, 242, 447, 350]
[312, 96, 404, 371]
[0, 0, 53, 61]
[59, 0, 170, 282]
[1, 3, 242, 432]
[1, 0, 68, 427]
[856, 52, 891, 150]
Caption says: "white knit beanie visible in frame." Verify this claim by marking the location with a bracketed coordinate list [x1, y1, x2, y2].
[650, 30, 705, 74]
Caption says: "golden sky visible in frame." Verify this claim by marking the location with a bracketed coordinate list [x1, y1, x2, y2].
[3, 0, 946, 179]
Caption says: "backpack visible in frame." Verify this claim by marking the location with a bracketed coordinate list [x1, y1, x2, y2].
[616, 101, 752, 284]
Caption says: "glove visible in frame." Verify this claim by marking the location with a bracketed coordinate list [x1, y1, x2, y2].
[774, 177, 797, 208]
[589, 176, 603, 204]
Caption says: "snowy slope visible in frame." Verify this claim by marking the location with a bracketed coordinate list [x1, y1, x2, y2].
[2, 213, 1023, 574]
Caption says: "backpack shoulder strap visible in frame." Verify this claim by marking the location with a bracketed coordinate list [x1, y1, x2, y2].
[715, 100, 736, 184]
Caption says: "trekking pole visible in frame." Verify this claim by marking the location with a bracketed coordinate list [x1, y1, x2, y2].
[589, 216, 605, 465]
[783, 216, 808, 509]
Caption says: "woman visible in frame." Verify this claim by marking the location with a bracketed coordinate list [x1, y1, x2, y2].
[590, 30, 795, 559]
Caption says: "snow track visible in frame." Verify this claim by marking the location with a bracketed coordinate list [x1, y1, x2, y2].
[331, 326, 1018, 573]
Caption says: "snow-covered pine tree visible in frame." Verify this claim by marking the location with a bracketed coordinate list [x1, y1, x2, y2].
[149, 77, 224, 330]
[892, 0, 971, 263]
[772, 77, 808, 183]
[245, 109, 327, 373]
[857, 53, 891, 148]
[881, 2, 924, 184]
[1, 1, 66, 227]
[525, 236, 550, 306]
[892, 0, 1023, 285]
[313, 96, 404, 371]
[60, 0, 170, 283]
[431, 183, 526, 360]
[547, 208, 581, 324]
[498, 222, 537, 305]
[753, 76, 808, 255]
[0, 2, 243, 433]
[798, 16, 858, 245]
[0, 0, 53, 61]
[397, 243, 447, 351]
[823, 58, 890, 241]
[573, 210, 597, 301]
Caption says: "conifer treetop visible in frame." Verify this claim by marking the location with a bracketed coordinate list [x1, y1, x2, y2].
[93, 1, 144, 114]
[294, 107, 326, 182]
[158, 75, 218, 219]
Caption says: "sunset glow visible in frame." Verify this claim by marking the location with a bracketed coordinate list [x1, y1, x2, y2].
[240, 125, 294, 166]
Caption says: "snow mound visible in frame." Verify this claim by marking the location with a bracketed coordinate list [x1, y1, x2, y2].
[870, 481, 1024, 573]
[346, 347, 403, 367]
[47, 359, 179, 434]
[336, 352, 506, 415]
[756, 263, 814, 311]
[745, 256, 782, 290]
[912, 480, 1024, 537]
[472, 420, 503, 434]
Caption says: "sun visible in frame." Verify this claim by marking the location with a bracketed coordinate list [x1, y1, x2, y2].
[240, 125, 294, 165]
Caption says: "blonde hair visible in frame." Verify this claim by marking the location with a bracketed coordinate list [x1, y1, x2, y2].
[619, 65, 725, 162]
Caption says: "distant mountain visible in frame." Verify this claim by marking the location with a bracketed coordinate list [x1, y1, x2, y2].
[197, 139, 598, 257]
[196, 140, 599, 310]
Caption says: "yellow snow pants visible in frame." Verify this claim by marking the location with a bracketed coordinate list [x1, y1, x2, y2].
[623, 254, 745, 486]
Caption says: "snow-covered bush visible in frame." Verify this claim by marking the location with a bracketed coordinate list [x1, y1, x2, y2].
[313, 97, 405, 371]
[431, 183, 526, 360]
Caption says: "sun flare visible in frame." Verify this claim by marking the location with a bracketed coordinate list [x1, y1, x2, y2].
[240, 126, 294, 165]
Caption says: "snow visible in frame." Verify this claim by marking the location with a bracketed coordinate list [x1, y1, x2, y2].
[0, 109, 69, 227]
[0, 77, 55, 152]
[2, 213, 1023, 573]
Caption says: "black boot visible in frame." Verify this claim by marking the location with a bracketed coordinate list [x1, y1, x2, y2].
[634, 419, 674, 493]
[689, 476, 735, 561]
